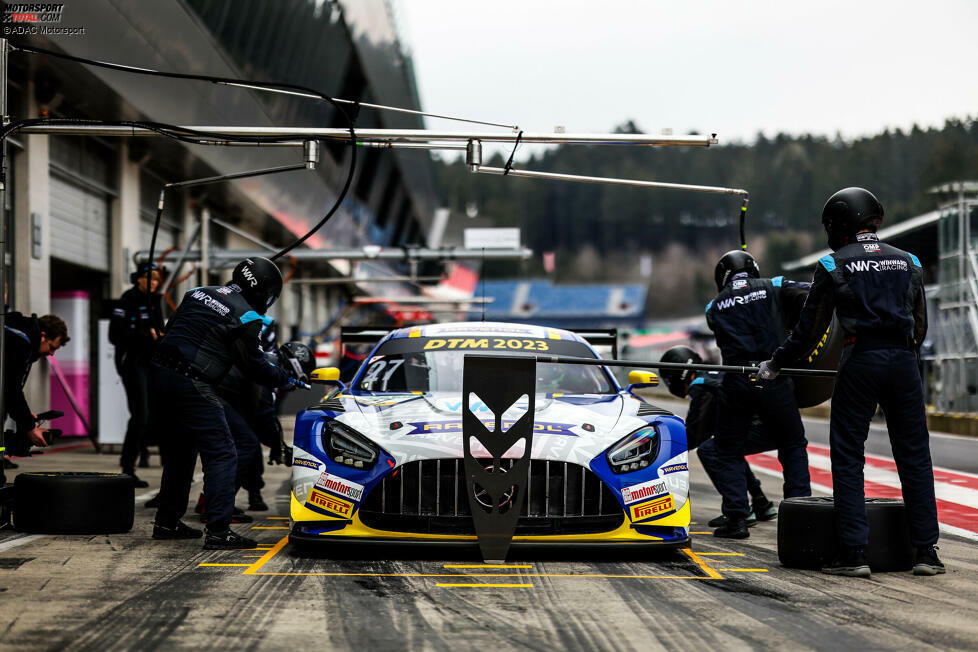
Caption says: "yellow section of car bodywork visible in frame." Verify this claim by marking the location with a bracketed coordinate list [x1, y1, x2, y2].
[290, 493, 690, 541]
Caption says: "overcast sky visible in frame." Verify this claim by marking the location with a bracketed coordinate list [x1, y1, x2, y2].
[397, 0, 978, 151]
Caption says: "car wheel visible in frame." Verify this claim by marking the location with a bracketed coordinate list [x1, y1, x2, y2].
[14, 472, 134, 534]
[777, 496, 914, 571]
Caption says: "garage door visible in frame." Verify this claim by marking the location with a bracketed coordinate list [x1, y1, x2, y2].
[139, 217, 177, 252]
[49, 174, 110, 271]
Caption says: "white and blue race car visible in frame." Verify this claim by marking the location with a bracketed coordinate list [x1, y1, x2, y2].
[289, 322, 690, 548]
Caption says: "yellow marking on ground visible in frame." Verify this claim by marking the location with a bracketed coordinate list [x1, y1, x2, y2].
[725, 569, 769, 573]
[681, 547, 724, 580]
[267, 517, 290, 520]
[443, 564, 533, 569]
[198, 563, 252, 567]
[248, 572, 716, 579]
[251, 526, 291, 530]
[243, 535, 289, 576]
[437, 583, 533, 588]
[690, 531, 712, 535]
[696, 552, 746, 556]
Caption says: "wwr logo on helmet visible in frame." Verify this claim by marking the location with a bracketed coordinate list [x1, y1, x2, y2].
[239, 266, 258, 287]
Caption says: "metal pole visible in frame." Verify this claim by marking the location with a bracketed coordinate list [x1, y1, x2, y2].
[210, 217, 276, 252]
[200, 207, 210, 286]
[0, 38, 8, 465]
[133, 246, 534, 264]
[288, 276, 443, 285]
[474, 165, 749, 197]
[157, 221, 201, 299]
[465, 353, 837, 378]
[16, 124, 718, 147]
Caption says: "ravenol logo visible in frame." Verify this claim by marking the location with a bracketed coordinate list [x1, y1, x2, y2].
[629, 494, 675, 522]
[307, 489, 353, 518]
[293, 457, 322, 471]
[406, 420, 576, 436]
[660, 463, 688, 475]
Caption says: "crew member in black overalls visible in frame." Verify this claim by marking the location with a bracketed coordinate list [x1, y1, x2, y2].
[658, 346, 776, 527]
[151, 257, 294, 550]
[705, 251, 812, 538]
[2, 314, 68, 483]
[109, 263, 165, 487]
[759, 187, 943, 576]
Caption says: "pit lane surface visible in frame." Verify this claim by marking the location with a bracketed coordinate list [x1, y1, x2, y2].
[0, 413, 976, 651]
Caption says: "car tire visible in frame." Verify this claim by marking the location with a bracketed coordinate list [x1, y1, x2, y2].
[13, 472, 135, 534]
[792, 315, 844, 409]
[777, 496, 914, 571]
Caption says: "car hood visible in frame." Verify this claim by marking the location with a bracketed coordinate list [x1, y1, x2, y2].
[327, 391, 653, 467]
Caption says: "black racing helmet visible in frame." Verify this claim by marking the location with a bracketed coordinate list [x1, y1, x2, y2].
[658, 345, 702, 398]
[714, 250, 760, 291]
[821, 187, 884, 251]
[280, 341, 316, 379]
[232, 257, 283, 313]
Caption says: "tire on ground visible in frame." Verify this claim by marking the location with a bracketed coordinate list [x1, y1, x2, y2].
[777, 496, 914, 571]
[14, 472, 134, 534]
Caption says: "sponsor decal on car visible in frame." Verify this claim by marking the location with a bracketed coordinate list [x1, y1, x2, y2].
[307, 489, 354, 518]
[621, 478, 668, 505]
[315, 471, 364, 502]
[629, 494, 676, 522]
[293, 457, 322, 470]
[661, 463, 688, 475]
[423, 337, 552, 352]
[407, 421, 576, 436]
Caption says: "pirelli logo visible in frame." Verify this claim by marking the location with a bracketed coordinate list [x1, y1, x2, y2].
[307, 489, 353, 518]
[629, 494, 675, 522]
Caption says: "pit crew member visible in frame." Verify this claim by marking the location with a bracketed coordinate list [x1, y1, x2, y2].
[705, 250, 812, 538]
[759, 187, 942, 577]
[151, 257, 294, 549]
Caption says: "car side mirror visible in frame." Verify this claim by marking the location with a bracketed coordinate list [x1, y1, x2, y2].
[626, 370, 659, 393]
[310, 367, 345, 390]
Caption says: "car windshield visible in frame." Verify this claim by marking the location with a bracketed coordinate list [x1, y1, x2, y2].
[354, 335, 616, 394]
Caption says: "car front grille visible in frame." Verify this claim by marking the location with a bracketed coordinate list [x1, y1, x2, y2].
[358, 459, 624, 536]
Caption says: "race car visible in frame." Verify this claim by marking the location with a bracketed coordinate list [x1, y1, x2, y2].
[289, 321, 690, 548]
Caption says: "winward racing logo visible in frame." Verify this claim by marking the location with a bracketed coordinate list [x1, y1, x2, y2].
[3, 3, 84, 35]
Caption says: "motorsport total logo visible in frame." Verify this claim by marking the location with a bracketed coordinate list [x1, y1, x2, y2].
[3, 3, 85, 36]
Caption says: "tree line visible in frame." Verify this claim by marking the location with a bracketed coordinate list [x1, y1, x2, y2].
[434, 117, 978, 315]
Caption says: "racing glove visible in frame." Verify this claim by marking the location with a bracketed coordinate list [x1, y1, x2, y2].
[756, 359, 780, 381]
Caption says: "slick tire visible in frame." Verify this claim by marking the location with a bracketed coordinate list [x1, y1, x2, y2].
[777, 496, 914, 572]
[13, 472, 134, 534]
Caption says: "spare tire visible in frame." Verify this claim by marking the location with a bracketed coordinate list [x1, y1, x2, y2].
[14, 472, 134, 534]
[792, 314, 843, 408]
[777, 496, 914, 571]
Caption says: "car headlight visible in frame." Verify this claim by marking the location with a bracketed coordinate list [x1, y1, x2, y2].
[606, 425, 660, 474]
[323, 420, 378, 469]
